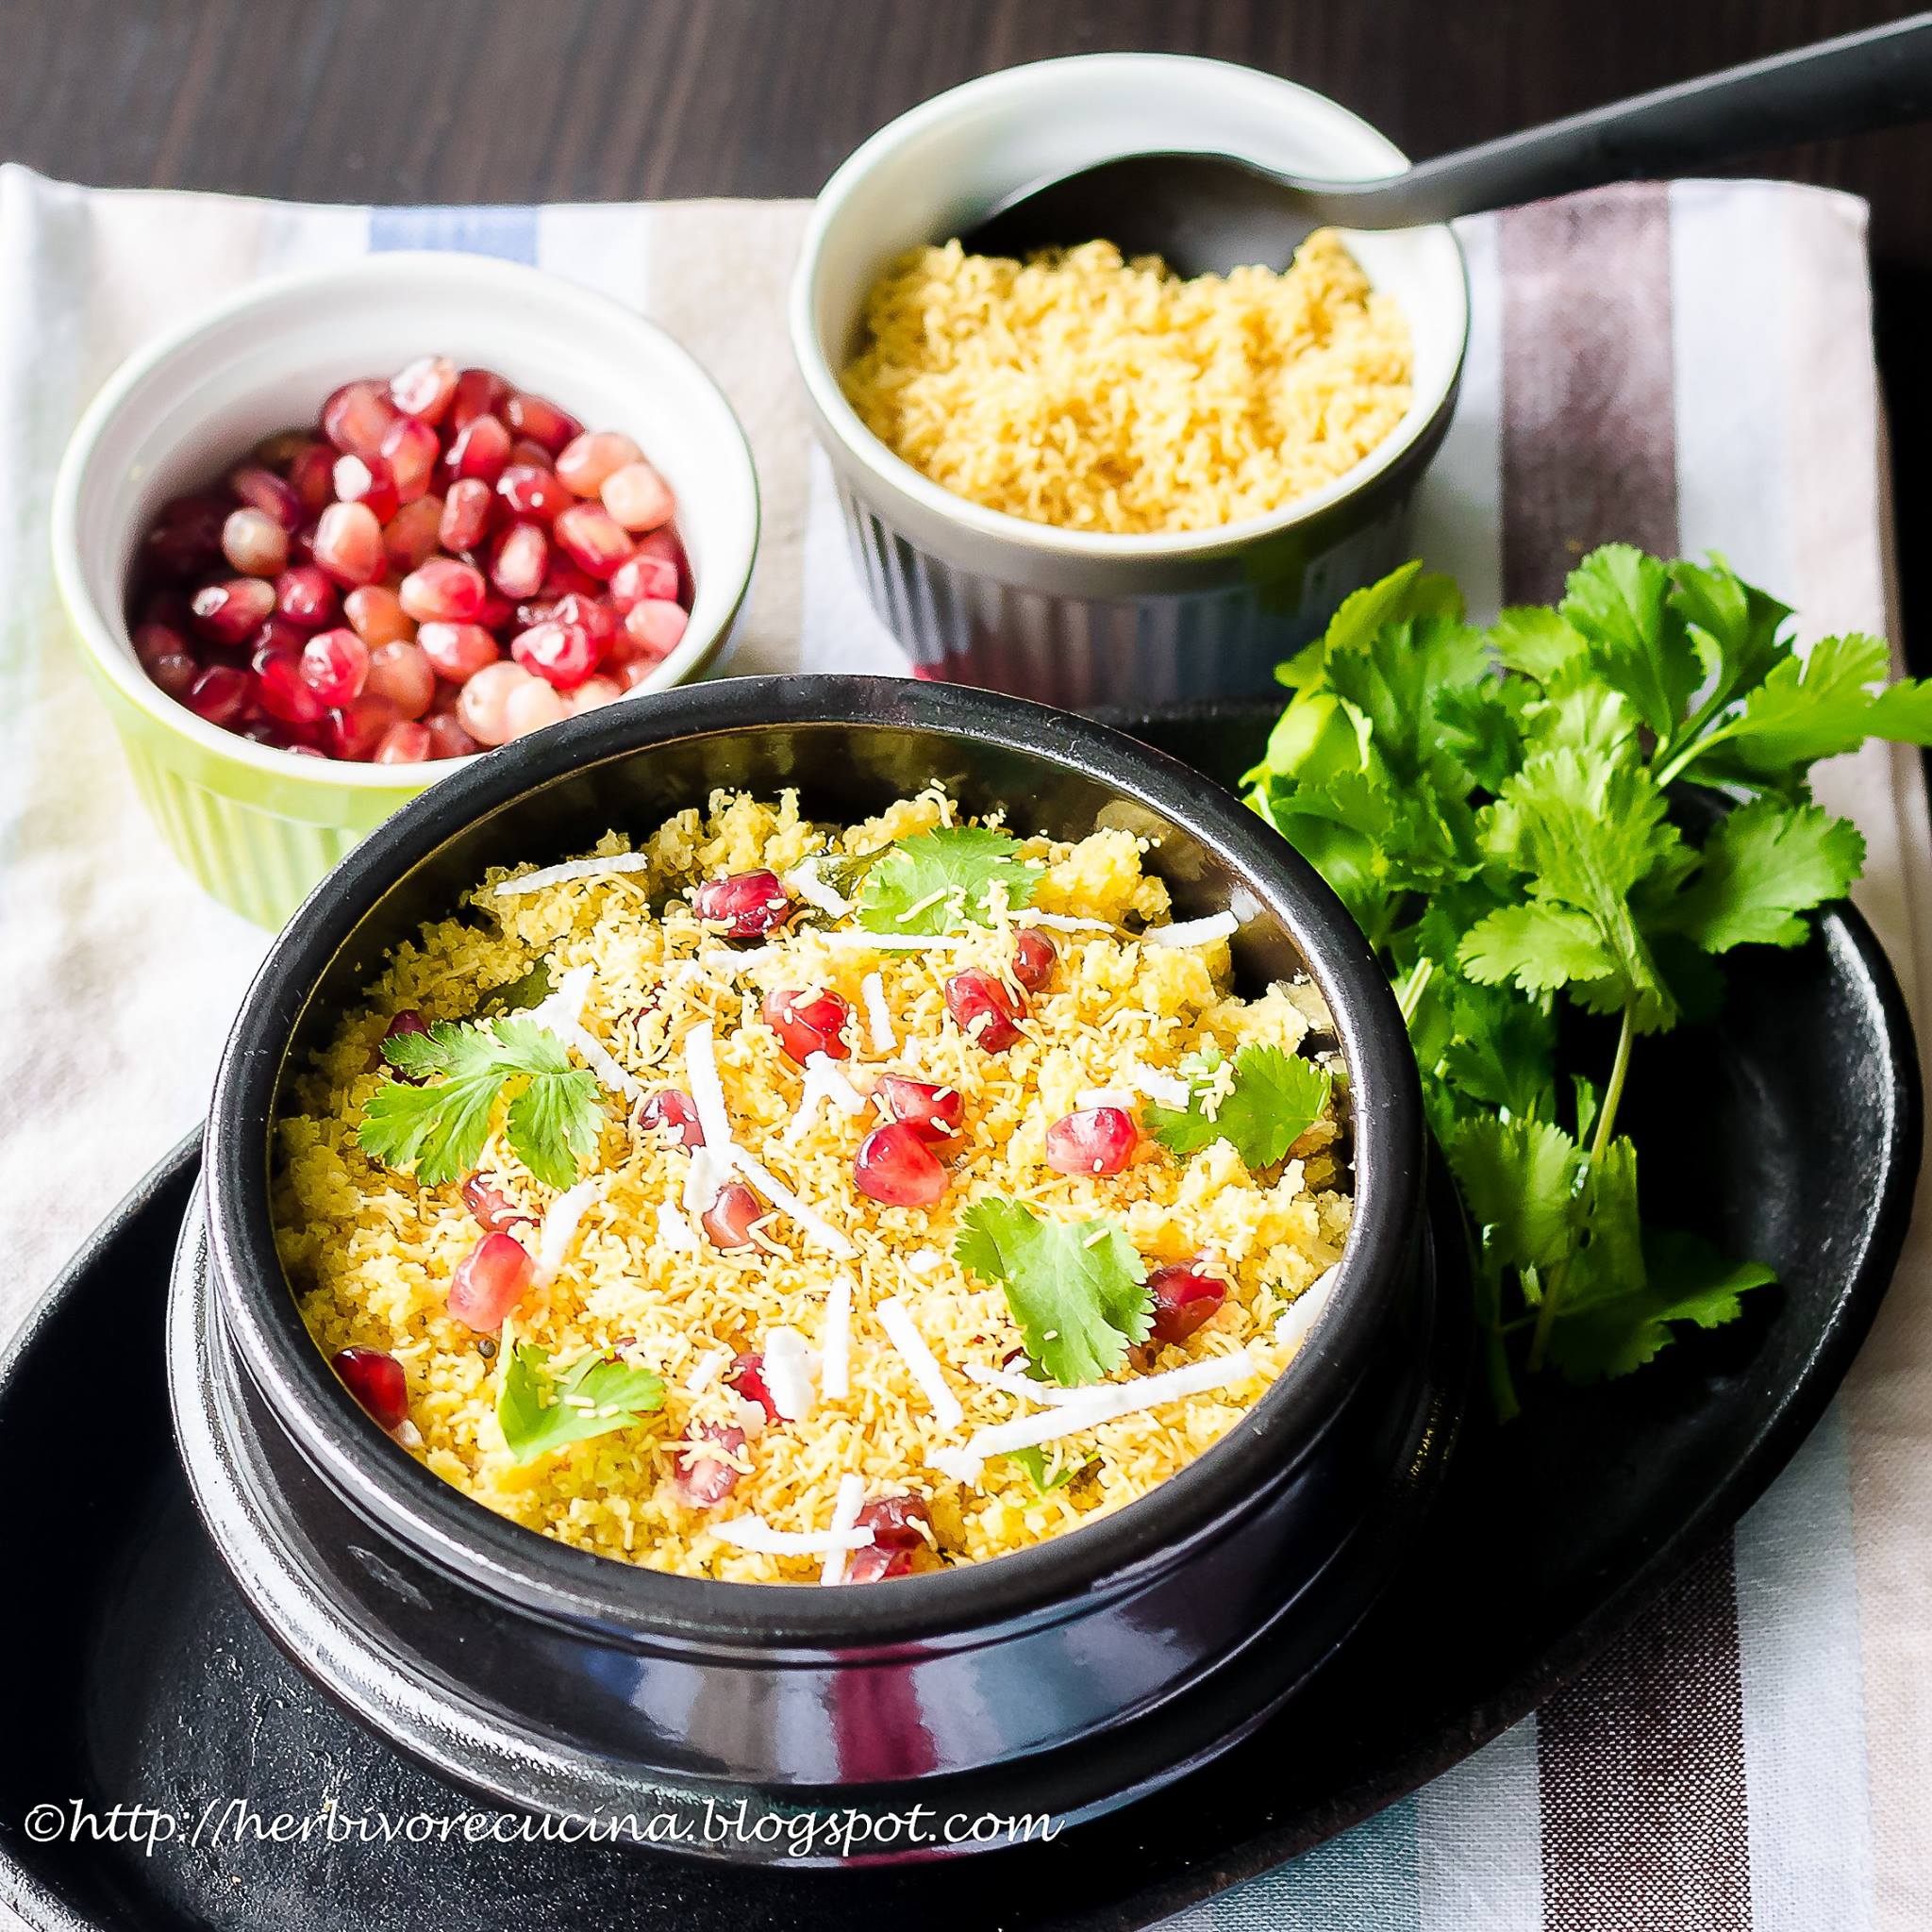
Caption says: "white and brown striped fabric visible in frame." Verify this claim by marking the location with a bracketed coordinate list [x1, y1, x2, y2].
[0, 170, 1925, 1929]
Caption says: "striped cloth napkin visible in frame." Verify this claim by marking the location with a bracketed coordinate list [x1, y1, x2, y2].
[1, 164, 1927, 1932]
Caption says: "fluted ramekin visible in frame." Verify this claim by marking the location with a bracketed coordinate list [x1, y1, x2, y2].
[790, 56, 1467, 706]
[52, 252, 758, 928]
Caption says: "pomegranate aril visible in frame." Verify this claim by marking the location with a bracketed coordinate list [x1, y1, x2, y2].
[636, 1088, 704, 1148]
[379, 414, 441, 503]
[608, 551, 680, 611]
[491, 522, 550, 600]
[321, 379, 399, 459]
[255, 428, 315, 468]
[854, 1121, 947, 1208]
[673, 1423, 745, 1507]
[382, 1009, 430, 1058]
[254, 642, 328, 726]
[443, 412, 511, 485]
[438, 477, 495, 554]
[701, 1181, 763, 1250]
[568, 675, 624, 715]
[371, 720, 431, 764]
[620, 598, 687, 661]
[425, 711, 482, 759]
[557, 430, 642, 496]
[333, 450, 400, 522]
[856, 1491, 932, 1551]
[446, 1230, 534, 1331]
[296, 627, 370, 707]
[312, 500, 385, 586]
[496, 462, 571, 525]
[553, 502, 635, 579]
[389, 355, 458, 424]
[185, 664, 254, 726]
[326, 693, 401, 760]
[286, 441, 338, 517]
[383, 496, 445, 575]
[542, 555, 603, 601]
[844, 1543, 915, 1584]
[190, 575, 276, 645]
[221, 507, 289, 577]
[142, 495, 229, 580]
[601, 459, 675, 532]
[418, 621, 500, 684]
[1013, 928, 1058, 991]
[944, 969, 1027, 1053]
[449, 367, 508, 429]
[331, 1347, 408, 1433]
[618, 658, 659, 691]
[873, 1075, 963, 1142]
[550, 590, 617, 646]
[275, 565, 339, 630]
[227, 464, 304, 531]
[363, 639, 436, 717]
[504, 391, 581, 456]
[133, 624, 201, 700]
[510, 617, 600, 691]
[726, 1352, 780, 1424]
[1145, 1262, 1228, 1348]
[461, 1173, 529, 1234]
[508, 437, 556, 471]
[504, 676, 568, 740]
[695, 869, 792, 940]
[761, 988, 852, 1064]
[399, 557, 488, 623]
[344, 584, 413, 646]
[457, 659, 536, 746]
[1045, 1106, 1138, 1177]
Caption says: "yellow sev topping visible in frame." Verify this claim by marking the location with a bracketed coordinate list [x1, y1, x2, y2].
[274, 790, 1351, 1582]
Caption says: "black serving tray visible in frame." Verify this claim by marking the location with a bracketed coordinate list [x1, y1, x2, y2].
[0, 701, 1919, 1932]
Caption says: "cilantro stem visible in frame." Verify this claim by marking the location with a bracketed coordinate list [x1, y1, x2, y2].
[1395, 955, 1435, 1026]
[1526, 999, 1636, 1374]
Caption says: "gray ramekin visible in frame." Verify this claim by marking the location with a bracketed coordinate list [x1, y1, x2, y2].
[789, 56, 1469, 706]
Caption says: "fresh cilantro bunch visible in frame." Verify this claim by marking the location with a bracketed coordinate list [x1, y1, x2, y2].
[496, 1341, 664, 1465]
[1242, 546, 1932, 1417]
[359, 1014, 604, 1191]
[857, 826, 1042, 935]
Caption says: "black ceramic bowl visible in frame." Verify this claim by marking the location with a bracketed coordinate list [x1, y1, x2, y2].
[177, 675, 1461, 1858]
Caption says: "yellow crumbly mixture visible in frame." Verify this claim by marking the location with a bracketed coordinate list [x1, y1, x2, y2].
[839, 229, 1413, 535]
[276, 791, 1351, 1581]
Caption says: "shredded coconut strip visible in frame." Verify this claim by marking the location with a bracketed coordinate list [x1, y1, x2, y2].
[685, 1346, 729, 1394]
[547, 1014, 643, 1104]
[762, 1326, 817, 1423]
[682, 1023, 736, 1161]
[1075, 1087, 1140, 1112]
[534, 1177, 603, 1286]
[820, 1474, 867, 1586]
[875, 1296, 965, 1430]
[491, 853, 654, 897]
[861, 971, 895, 1053]
[1124, 1058, 1193, 1110]
[736, 1152, 858, 1259]
[937, 1350, 1260, 1482]
[821, 1277, 853, 1400]
[657, 1201, 699, 1254]
[1274, 1267, 1341, 1353]
[1141, 911, 1239, 949]
[710, 1516, 875, 1557]
[787, 858, 853, 919]
[958, 1361, 1095, 1407]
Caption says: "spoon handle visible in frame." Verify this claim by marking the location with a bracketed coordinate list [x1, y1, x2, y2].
[1338, 13, 1932, 227]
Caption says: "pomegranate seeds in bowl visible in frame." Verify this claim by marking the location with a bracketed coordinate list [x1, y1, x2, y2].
[125, 359, 695, 762]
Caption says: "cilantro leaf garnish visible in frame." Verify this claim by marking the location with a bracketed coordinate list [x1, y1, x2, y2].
[1239, 543, 1932, 1415]
[359, 1014, 603, 1191]
[1145, 1043, 1332, 1172]
[1006, 1445, 1091, 1496]
[497, 1342, 664, 1465]
[856, 827, 1042, 936]
[954, 1199, 1149, 1388]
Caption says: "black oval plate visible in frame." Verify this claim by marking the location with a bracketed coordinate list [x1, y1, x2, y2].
[0, 702, 1918, 1932]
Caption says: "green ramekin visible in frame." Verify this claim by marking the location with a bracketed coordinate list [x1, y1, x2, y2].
[51, 252, 758, 928]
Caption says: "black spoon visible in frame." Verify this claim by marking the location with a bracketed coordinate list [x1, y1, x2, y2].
[962, 14, 1932, 275]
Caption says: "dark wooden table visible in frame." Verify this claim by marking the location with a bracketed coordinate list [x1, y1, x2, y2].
[4, 0, 1929, 642]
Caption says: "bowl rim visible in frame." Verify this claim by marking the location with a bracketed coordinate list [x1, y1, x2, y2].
[204, 675, 1424, 1648]
[788, 52, 1471, 565]
[50, 249, 761, 791]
